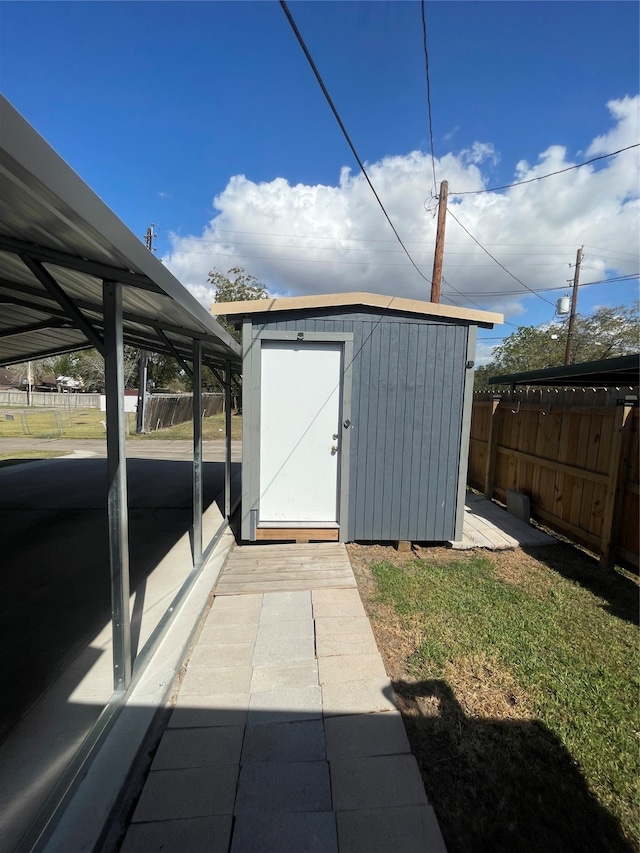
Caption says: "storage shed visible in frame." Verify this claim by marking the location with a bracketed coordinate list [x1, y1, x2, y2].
[214, 292, 502, 544]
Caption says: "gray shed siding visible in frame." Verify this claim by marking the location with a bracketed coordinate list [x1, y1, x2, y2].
[250, 308, 470, 542]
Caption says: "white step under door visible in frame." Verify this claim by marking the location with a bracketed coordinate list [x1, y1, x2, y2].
[259, 340, 343, 525]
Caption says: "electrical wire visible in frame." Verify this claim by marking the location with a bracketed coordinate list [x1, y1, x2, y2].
[446, 205, 557, 307]
[173, 235, 593, 258]
[450, 143, 640, 196]
[583, 244, 640, 260]
[421, 0, 437, 196]
[279, 0, 432, 286]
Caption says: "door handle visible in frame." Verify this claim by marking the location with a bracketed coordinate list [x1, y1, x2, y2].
[331, 444, 339, 455]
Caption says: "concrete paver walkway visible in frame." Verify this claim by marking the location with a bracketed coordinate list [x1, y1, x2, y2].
[120, 545, 446, 853]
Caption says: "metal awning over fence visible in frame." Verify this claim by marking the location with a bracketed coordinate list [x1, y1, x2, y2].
[489, 354, 640, 389]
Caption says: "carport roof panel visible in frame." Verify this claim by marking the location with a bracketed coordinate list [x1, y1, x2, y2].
[0, 96, 241, 368]
[212, 291, 502, 327]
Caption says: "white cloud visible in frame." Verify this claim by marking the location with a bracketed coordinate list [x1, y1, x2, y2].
[163, 97, 640, 320]
[474, 340, 500, 367]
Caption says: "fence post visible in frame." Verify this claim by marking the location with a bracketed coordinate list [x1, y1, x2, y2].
[484, 394, 501, 498]
[600, 395, 637, 569]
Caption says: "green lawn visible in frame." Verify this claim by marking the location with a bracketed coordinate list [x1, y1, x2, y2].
[367, 550, 639, 853]
[0, 407, 241, 440]
[132, 411, 243, 441]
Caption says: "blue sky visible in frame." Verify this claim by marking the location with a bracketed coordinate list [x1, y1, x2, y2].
[1, 1, 638, 360]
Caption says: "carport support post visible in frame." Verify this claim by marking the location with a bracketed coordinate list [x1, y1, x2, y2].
[193, 339, 203, 568]
[225, 360, 232, 518]
[103, 280, 132, 691]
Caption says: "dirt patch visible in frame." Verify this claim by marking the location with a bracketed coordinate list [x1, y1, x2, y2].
[442, 654, 534, 721]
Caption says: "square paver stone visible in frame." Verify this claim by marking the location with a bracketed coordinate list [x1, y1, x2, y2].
[179, 665, 253, 697]
[151, 725, 244, 770]
[251, 661, 318, 692]
[241, 719, 326, 764]
[169, 693, 249, 729]
[314, 617, 375, 638]
[234, 761, 332, 814]
[258, 603, 312, 623]
[252, 634, 315, 666]
[231, 812, 338, 853]
[204, 608, 261, 628]
[248, 685, 322, 725]
[262, 590, 311, 608]
[211, 593, 263, 611]
[336, 805, 446, 853]
[312, 590, 367, 619]
[315, 630, 379, 659]
[132, 765, 240, 822]
[322, 677, 398, 716]
[198, 623, 259, 645]
[324, 712, 410, 760]
[318, 653, 386, 685]
[330, 755, 428, 811]
[189, 643, 254, 667]
[121, 815, 232, 853]
[256, 620, 314, 643]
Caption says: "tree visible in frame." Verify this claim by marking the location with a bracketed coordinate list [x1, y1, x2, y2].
[209, 266, 268, 344]
[475, 302, 639, 389]
[145, 353, 182, 392]
[207, 266, 268, 406]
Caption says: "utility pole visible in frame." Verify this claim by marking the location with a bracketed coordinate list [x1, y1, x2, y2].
[136, 225, 156, 433]
[431, 180, 448, 303]
[144, 224, 156, 253]
[564, 246, 583, 366]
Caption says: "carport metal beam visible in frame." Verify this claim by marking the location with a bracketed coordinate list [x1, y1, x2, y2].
[225, 360, 232, 519]
[103, 279, 132, 691]
[19, 255, 105, 355]
[0, 234, 163, 293]
[193, 339, 203, 569]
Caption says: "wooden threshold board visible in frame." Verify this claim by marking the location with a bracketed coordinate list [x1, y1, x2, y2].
[255, 527, 339, 542]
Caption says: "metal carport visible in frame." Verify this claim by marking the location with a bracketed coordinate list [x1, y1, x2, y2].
[488, 354, 640, 389]
[0, 95, 241, 846]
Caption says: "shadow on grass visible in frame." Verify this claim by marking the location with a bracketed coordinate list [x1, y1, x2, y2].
[393, 678, 634, 853]
[521, 543, 639, 626]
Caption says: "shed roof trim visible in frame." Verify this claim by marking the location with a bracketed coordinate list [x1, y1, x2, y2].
[212, 291, 502, 327]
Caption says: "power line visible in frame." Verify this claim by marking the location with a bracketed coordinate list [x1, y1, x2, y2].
[583, 244, 640, 259]
[446, 205, 557, 306]
[450, 143, 640, 196]
[172, 227, 626, 255]
[447, 274, 639, 297]
[279, 0, 432, 286]
[173, 235, 593, 258]
[421, 0, 437, 196]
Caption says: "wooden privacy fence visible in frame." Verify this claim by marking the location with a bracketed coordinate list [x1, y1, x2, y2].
[143, 393, 224, 432]
[468, 389, 639, 569]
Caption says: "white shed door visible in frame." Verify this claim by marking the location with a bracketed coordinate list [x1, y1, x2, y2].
[259, 341, 342, 524]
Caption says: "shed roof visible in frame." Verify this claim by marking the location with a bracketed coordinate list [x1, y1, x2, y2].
[212, 291, 502, 328]
[489, 354, 640, 388]
[0, 96, 241, 370]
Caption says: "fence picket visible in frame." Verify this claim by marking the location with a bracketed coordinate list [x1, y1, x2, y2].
[468, 388, 639, 570]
